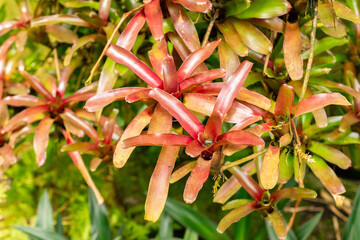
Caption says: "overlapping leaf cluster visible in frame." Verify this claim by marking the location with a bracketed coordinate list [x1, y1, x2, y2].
[1, 0, 360, 239]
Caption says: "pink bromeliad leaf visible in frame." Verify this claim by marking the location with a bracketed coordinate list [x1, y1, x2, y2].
[167, 1, 201, 52]
[122, 133, 193, 148]
[84, 87, 146, 112]
[99, 0, 111, 22]
[2, 95, 45, 107]
[274, 84, 294, 123]
[21, 71, 55, 101]
[172, 0, 212, 13]
[179, 69, 226, 92]
[162, 55, 178, 93]
[177, 40, 221, 82]
[34, 116, 54, 167]
[113, 106, 153, 168]
[149, 38, 168, 79]
[149, 88, 205, 140]
[292, 93, 351, 118]
[145, 0, 164, 40]
[202, 61, 253, 141]
[105, 44, 163, 88]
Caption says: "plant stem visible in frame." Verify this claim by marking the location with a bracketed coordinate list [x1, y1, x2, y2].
[221, 148, 267, 171]
[201, 6, 221, 47]
[299, 11, 318, 101]
[85, 4, 144, 85]
[53, 48, 61, 82]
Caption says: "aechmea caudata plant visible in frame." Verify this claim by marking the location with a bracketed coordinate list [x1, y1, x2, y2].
[1, 0, 360, 239]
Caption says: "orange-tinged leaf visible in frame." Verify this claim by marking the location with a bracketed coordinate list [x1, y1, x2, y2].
[21, 71, 55, 101]
[339, 111, 360, 132]
[308, 140, 351, 169]
[34, 117, 54, 167]
[122, 133, 193, 148]
[172, 0, 212, 13]
[274, 84, 294, 123]
[216, 20, 248, 56]
[177, 40, 221, 81]
[218, 40, 240, 81]
[145, 0, 164, 40]
[117, 10, 146, 50]
[149, 88, 204, 140]
[31, 14, 91, 27]
[260, 145, 280, 189]
[2, 95, 45, 107]
[179, 69, 226, 92]
[170, 161, 196, 183]
[250, 18, 285, 33]
[292, 93, 351, 118]
[90, 157, 102, 172]
[167, 0, 201, 52]
[148, 104, 172, 134]
[283, 20, 303, 80]
[214, 161, 256, 203]
[307, 155, 346, 195]
[113, 106, 153, 168]
[0, 143, 16, 165]
[84, 87, 145, 112]
[162, 55, 178, 93]
[145, 146, 179, 222]
[217, 201, 258, 233]
[236, 88, 272, 110]
[333, 1, 360, 24]
[267, 210, 286, 240]
[231, 18, 272, 55]
[183, 156, 212, 203]
[271, 187, 317, 202]
[318, 0, 336, 28]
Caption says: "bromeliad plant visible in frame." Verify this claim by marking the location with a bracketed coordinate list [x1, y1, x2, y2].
[1, 0, 360, 239]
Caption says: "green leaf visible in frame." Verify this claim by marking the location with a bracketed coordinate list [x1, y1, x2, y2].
[159, 213, 173, 238]
[225, 0, 251, 17]
[343, 186, 360, 240]
[302, 37, 348, 59]
[184, 228, 199, 240]
[36, 189, 53, 231]
[295, 211, 323, 240]
[55, 213, 64, 235]
[89, 188, 111, 240]
[234, 0, 291, 19]
[13, 226, 68, 240]
[164, 199, 230, 240]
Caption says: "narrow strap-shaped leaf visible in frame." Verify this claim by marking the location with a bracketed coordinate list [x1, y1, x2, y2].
[231, 18, 272, 55]
[185, 139, 205, 158]
[309, 78, 360, 99]
[217, 201, 258, 233]
[45, 25, 78, 44]
[216, 130, 265, 147]
[292, 93, 351, 118]
[307, 155, 346, 194]
[3, 105, 49, 132]
[13, 226, 68, 240]
[271, 187, 317, 203]
[61, 142, 99, 156]
[105, 44, 163, 88]
[283, 20, 303, 80]
[63, 91, 95, 104]
[170, 161, 196, 183]
[172, 0, 212, 13]
[167, 0, 201, 52]
[113, 106, 153, 168]
[125, 89, 152, 103]
[236, 88, 272, 110]
[249, 18, 285, 33]
[333, 1, 360, 24]
[35, 190, 53, 231]
[339, 111, 360, 132]
[234, 0, 291, 19]
[21, 71, 55, 101]
[308, 140, 351, 169]
[274, 84, 294, 123]
[177, 40, 221, 82]
[60, 108, 99, 142]
[117, 9, 146, 50]
[2, 95, 45, 107]
[163, 55, 178, 93]
[203, 61, 253, 141]
[31, 14, 90, 27]
[183, 156, 212, 203]
[148, 104, 172, 134]
[179, 69, 226, 92]
[99, 0, 111, 22]
[295, 211, 323, 240]
[228, 165, 264, 201]
[34, 117, 54, 167]
[214, 161, 256, 204]
[260, 145, 280, 189]
[216, 20, 248, 57]
[0, 21, 18, 37]
[84, 87, 145, 112]
[122, 133, 193, 148]
[149, 88, 204, 140]
[267, 210, 286, 240]
[149, 38, 168, 79]
[145, 146, 180, 222]
[145, 0, 164, 40]
[63, 130, 104, 204]
[218, 40, 240, 81]
[103, 109, 119, 145]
